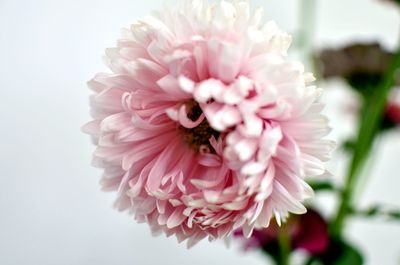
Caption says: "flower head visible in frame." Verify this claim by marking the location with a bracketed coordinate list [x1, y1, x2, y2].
[383, 88, 400, 128]
[315, 43, 394, 80]
[315, 42, 399, 96]
[83, 0, 334, 247]
[316, 42, 400, 133]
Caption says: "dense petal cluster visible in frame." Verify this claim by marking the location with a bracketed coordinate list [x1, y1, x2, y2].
[83, 0, 334, 247]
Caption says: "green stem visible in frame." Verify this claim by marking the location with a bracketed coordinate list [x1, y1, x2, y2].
[330, 45, 400, 237]
[278, 226, 290, 265]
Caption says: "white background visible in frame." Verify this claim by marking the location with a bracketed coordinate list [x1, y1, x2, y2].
[0, 0, 399, 264]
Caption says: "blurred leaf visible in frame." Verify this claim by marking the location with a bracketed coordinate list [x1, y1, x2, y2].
[334, 242, 363, 265]
[309, 181, 337, 193]
[389, 211, 400, 219]
[347, 73, 383, 99]
[342, 140, 355, 152]
[317, 239, 364, 265]
[350, 205, 400, 220]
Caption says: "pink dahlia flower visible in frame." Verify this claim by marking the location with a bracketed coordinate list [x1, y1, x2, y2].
[83, 0, 334, 247]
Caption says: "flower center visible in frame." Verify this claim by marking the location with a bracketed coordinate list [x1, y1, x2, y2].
[180, 101, 220, 153]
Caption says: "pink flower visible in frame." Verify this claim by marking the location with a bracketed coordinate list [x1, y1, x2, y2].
[386, 88, 400, 125]
[83, 0, 334, 247]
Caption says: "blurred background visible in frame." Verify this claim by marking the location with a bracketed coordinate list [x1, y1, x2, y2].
[0, 0, 399, 264]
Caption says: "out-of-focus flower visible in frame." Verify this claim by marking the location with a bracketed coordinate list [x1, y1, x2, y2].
[383, 88, 400, 127]
[315, 43, 399, 96]
[234, 209, 329, 255]
[386, 103, 400, 124]
[83, 0, 334, 246]
[316, 43, 393, 79]
[316, 42, 400, 133]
